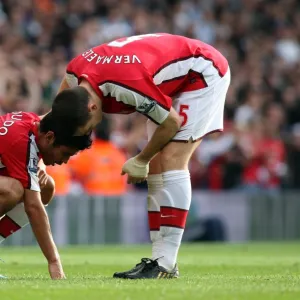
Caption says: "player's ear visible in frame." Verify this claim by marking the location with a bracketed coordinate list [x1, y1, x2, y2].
[88, 103, 97, 112]
[44, 131, 55, 145]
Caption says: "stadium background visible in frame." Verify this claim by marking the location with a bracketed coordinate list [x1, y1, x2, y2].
[0, 0, 300, 245]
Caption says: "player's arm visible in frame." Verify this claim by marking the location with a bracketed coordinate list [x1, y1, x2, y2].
[137, 107, 181, 162]
[1, 137, 65, 279]
[122, 108, 180, 183]
[23, 189, 65, 279]
[106, 80, 181, 164]
[113, 80, 181, 182]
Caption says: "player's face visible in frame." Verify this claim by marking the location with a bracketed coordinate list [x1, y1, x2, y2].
[42, 145, 78, 166]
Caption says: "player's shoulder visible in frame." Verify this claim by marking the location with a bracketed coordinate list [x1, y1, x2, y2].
[0, 111, 39, 143]
[6, 111, 39, 129]
[16, 111, 39, 122]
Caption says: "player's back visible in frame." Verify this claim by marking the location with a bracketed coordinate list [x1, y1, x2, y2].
[68, 33, 228, 97]
[0, 112, 39, 154]
[104, 33, 228, 76]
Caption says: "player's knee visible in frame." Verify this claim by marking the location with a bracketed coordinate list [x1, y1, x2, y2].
[0, 178, 24, 202]
[41, 175, 55, 205]
[46, 175, 55, 193]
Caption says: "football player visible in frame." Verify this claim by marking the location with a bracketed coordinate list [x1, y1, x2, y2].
[51, 33, 230, 279]
[0, 111, 92, 279]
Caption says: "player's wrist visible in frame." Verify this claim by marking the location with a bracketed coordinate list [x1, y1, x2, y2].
[135, 154, 150, 165]
[47, 254, 61, 265]
[122, 156, 149, 178]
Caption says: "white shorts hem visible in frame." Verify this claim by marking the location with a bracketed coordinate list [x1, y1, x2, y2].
[171, 128, 223, 143]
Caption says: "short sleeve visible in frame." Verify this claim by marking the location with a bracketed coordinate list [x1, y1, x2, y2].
[1, 133, 40, 192]
[99, 78, 172, 124]
[65, 72, 78, 88]
[66, 57, 80, 87]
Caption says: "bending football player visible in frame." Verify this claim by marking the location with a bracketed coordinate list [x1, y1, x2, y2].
[51, 33, 230, 279]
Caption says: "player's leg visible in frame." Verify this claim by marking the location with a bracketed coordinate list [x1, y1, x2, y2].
[114, 115, 198, 278]
[0, 175, 25, 244]
[113, 152, 164, 278]
[119, 141, 200, 279]
[0, 175, 24, 278]
[152, 140, 201, 271]
[149, 68, 230, 275]
[0, 175, 55, 279]
[122, 68, 230, 279]
[0, 175, 55, 244]
[150, 69, 230, 274]
[0, 176, 24, 217]
[147, 153, 163, 258]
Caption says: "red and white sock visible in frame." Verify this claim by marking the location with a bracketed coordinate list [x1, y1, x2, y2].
[0, 203, 29, 244]
[153, 170, 191, 270]
[147, 174, 164, 260]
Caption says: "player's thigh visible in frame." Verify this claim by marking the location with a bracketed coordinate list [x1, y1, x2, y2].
[147, 116, 201, 172]
[0, 174, 24, 201]
[147, 120, 162, 175]
[160, 140, 201, 172]
[149, 153, 162, 175]
[0, 173, 24, 216]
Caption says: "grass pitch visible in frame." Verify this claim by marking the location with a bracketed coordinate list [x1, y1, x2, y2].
[1, 243, 300, 300]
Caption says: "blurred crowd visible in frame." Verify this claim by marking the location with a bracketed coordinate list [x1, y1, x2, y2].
[0, 0, 299, 194]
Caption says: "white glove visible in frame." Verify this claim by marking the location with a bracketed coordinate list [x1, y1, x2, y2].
[121, 156, 149, 178]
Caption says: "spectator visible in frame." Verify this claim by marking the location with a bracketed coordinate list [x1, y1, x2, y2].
[69, 116, 128, 196]
[0, 0, 299, 190]
[46, 164, 72, 196]
[287, 123, 300, 189]
[238, 116, 286, 193]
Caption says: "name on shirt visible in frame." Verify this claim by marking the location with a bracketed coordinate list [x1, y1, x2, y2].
[82, 49, 141, 64]
[0, 111, 23, 136]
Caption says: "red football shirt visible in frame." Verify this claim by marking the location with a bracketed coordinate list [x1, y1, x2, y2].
[0, 112, 41, 192]
[65, 33, 228, 124]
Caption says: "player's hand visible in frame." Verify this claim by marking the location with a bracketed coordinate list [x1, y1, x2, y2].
[121, 156, 149, 184]
[38, 167, 49, 189]
[48, 259, 66, 280]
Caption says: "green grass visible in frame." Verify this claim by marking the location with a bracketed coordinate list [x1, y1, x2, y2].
[1, 243, 300, 299]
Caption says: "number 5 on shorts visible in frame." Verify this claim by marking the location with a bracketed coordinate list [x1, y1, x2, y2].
[179, 105, 189, 126]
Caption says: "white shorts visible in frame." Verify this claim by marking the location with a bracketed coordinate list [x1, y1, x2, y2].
[147, 68, 231, 142]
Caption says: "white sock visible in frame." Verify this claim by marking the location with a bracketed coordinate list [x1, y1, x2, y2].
[0, 203, 29, 244]
[147, 174, 163, 260]
[154, 170, 191, 270]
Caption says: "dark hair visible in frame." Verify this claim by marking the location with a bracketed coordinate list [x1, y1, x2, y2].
[94, 116, 110, 141]
[51, 86, 91, 136]
[40, 112, 92, 150]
